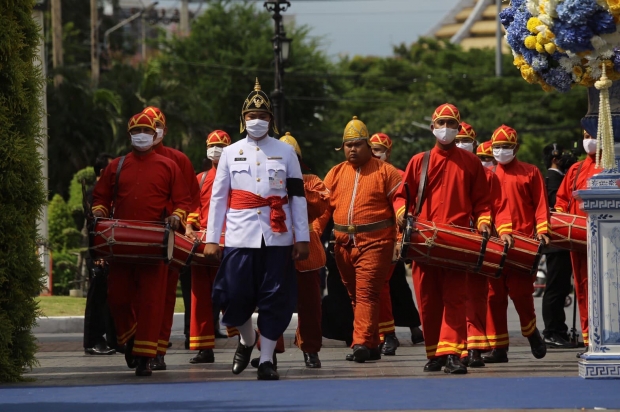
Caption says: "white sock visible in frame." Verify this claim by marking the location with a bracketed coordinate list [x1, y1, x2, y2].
[259, 336, 276, 365]
[237, 318, 255, 347]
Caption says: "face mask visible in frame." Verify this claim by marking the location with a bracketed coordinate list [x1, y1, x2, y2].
[583, 138, 598, 155]
[493, 147, 515, 165]
[375, 152, 387, 161]
[481, 160, 494, 168]
[154, 128, 164, 145]
[456, 141, 474, 153]
[245, 119, 270, 140]
[207, 146, 223, 161]
[433, 127, 458, 145]
[131, 133, 154, 151]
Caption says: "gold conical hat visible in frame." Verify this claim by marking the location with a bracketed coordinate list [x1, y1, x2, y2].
[280, 132, 302, 158]
[343, 116, 369, 141]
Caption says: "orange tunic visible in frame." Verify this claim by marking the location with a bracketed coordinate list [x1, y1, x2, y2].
[494, 159, 549, 236]
[555, 154, 601, 216]
[324, 157, 402, 249]
[296, 174, 329, 272]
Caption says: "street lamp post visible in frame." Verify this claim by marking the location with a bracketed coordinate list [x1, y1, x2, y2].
[264, 0, 291, 136]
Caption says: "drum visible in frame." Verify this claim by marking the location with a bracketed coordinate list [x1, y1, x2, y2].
[503, 233, 544, 275]
[169, 231, 225, 271]
[400, 217, 501, 278]
[549, 212, 587, 254]
[89, 218, 173, 264]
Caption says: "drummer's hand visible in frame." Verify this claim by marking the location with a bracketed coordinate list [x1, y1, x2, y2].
[165, 215, 181, 231]
[292, 241, 310, 261]
[185, 225, 197, 241]
[536, 233, 550, 246]
[397, 212, 411, 229]
[93, 210, 105, 218]
[478, 223, 491, 237]
[392, 243, 402, 263]
[204, 243, 222, 261]
[501, 234, 514, 249]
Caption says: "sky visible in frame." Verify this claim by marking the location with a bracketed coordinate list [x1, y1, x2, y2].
[125, 0, 462, 58]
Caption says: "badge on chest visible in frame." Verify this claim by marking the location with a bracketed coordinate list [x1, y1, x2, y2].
[269, 174, 284, 189]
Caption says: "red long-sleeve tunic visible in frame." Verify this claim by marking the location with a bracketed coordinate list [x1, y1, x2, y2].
[484, 167, 513, 236]
[154, 145, 200, 212]
[555, 155, 602, 216]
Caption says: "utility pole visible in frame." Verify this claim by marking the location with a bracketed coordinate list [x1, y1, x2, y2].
[51, 0, 63, 86]
[180, 0, 189, 36]
[495, 0, 503, 77]
[91, 0, 100, 85]
[141, 12, 147, 61]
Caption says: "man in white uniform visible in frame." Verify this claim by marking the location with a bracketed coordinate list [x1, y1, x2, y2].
[204, 79, 310, 381]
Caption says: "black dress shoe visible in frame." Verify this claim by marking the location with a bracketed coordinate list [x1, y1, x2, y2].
[251, 351, 278, 369]
[577, 346, 589, 358]
[125, 338, 137, 369]
[85, 342, 116, 356]
[444, 355, 468, 374]
[167, 341, 173, 349]
[381, 333, 400, 356]
[303, 352, 321, 368]
[423, 357, 446, 372]
[368, 347, 381, 361]
[257, 361, 279, 380]
[150, 354, 167, 370]
[351, 345, 370, 363]
[466, 350, 485, 368]
[232, 331, 258, 375]
[544, 333, 577, 349]
[482, 348, 508, 363]
[189, 349, 214, 364]
[410, 327, 425, 345]
[135, 356, 153, 377]
[528, 328, 547, 359]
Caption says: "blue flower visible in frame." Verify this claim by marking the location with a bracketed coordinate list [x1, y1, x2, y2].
[613, 49, 620, 72]
[554, 21, 595, 53]
[499, 7, 515, 27]
[556, 0, 599, 26]
[505, 7, 532, 55]
[588, 10, 616, 36]
[542, 67, 573, 93]
[531, 55, 549, 71]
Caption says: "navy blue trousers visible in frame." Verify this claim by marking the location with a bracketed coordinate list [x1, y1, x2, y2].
[213, 243, 297, 341]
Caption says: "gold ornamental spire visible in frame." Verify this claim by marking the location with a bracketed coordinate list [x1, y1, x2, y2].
[254, 78, 261, 92]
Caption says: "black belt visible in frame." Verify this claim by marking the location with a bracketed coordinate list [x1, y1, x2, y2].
[333, 218, 395, 235]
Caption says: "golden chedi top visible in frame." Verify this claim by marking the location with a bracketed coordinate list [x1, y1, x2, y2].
[240, 77, 277, 134]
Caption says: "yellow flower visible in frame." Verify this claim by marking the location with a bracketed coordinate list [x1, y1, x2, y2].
[527, 17, 543, 34]
[573, 66, 583, 77]
[513, 55, 526, 68]
[524, 36, 538, 50]
[520, 64, 538, 84]
[540, 81, 553, 92]
[544, 43, 556, 54]
[536, 43, 546, 53]
[606, 0, 620, 15]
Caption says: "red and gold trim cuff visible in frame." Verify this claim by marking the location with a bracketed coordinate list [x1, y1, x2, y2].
[536, 221, 549, 234]
[395, 205, 406, 219]
[476, 215, 492, 231]
[555, 207, 564, 213]
[173, 209, 187, 222]
[92, 205, 109, 217]
[496, 223, 513, 236]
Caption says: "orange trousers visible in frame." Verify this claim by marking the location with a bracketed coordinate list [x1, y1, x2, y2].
[465, 273, 490, 351]
[413, 263, 467, 358]
[486, 270, 537, 349]
[334, 240, 393, 349]
[107, 261, 167, 358]
[189, 265, 217, 350]
[157, 266, 179, 355]
[378, 264, 397, 343]
[571, 251, 589, 345]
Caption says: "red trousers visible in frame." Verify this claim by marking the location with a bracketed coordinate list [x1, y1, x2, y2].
[378, 264, 397, 343]
[335, 240, 393, 349]
[156, 266, 179, 355]
[465, 273, 490, 351]
[571, 251, 589, 345]
[294, 269, 323, 353]
[413, 263, 467, 358]
[189, 265, 217, 350]
[107, 261, 167, 358]
[486, 270, 537, 349]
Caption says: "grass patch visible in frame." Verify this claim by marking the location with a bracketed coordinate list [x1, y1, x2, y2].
[36, 296, 185, 317]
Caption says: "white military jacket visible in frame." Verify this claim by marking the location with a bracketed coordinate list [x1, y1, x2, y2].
[206, 135, 310, 248]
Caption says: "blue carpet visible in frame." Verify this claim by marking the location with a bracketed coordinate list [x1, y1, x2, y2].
[1, 377, 619, 411]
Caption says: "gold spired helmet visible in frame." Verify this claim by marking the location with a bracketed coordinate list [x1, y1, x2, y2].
[240, 78, 278, 135]
[337, 116, 369, 150]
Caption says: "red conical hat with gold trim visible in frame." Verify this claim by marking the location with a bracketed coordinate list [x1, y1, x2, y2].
[369, 132, 392, 150]
[206, 130, 231, 146]
[142, 106, 166, 126]
[491, 125, 518, 145]
[457, 122, 476, 140]
[128, 113, 156, 132]
[432, 103, 461, 123]
[476, 140, 493, 157]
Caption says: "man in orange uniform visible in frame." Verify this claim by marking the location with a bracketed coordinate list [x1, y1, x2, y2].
[142, 106, 200, 370]
[458, 132, 514, 368]
[483, 125, 548, 363]
[92, 113, 192, 376]
[185, 130, 232, 363]
[393, 104, 493, 374]
[324, 116, 403, 363]
[554, 130, 602, 355]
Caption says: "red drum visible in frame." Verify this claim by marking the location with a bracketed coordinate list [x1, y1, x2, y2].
[89, 218, 173, 264]
[400, 217, 502, 278]
[169, 231, 225, 271]
[496, 233, 544, 276]
[549, 212, 587, 254]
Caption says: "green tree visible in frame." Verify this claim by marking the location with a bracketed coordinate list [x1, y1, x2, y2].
[0, 0, 47, 382]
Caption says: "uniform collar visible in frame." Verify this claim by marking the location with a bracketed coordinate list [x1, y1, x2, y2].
[432, 144, 456, 158]
[245, 135, 272, 147]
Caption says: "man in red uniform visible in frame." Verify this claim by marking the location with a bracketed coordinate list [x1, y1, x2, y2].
[142, 106, 200, 370]
[393, 104, 493, 374]
[554, 130, 602, 354]
[483, 125, 548, 363]
[92, 113, 192, 376]
[185, 130, 232, 363]
[458, 127, 514, 368]
[324, 116, 403, 363]
[476, 140, 496, 168]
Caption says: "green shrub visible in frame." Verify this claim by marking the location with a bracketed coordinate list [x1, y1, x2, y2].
[67, 166, 95, 211]
[48, 194, 80, 250]
[51, 250, 79, 296]
[0, 1, 47, 382]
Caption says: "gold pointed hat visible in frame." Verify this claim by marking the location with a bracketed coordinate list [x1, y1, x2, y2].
[336, 116, 369, 150]
[240, 78, 277, 134]
[280, 132, 302, 158]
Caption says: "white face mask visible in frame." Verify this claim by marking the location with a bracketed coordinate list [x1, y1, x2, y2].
[207, 146, 223, 161]
[481, 160, 495, 168]
[493, 147, 515, 165]
[131, 133, 154, 151]
[154, 128, 164, 145]
[583, 138, 598, 155]
[245, 119, 270, 140]
[456, 141, 474, 153]
[433, 127, 458, 145]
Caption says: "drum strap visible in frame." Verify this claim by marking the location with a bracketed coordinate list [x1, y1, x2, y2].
[199, 171, 208, 190]
[110, 156, 126, 219]
[567, 161, 584, 210]
[414, 151, 430, 216]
